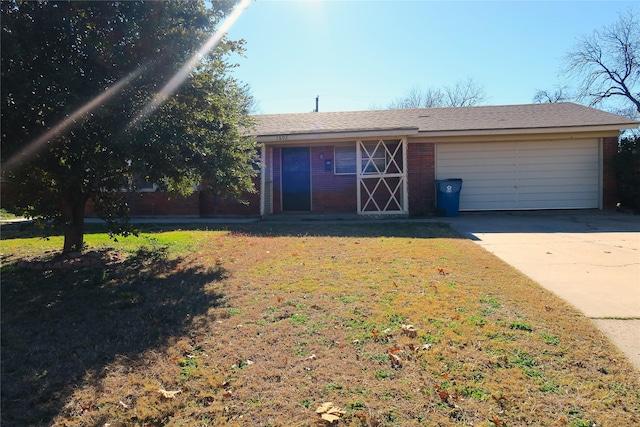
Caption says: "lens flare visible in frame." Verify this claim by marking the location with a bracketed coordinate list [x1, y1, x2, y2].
[2, 0, 252, 172]
[2, 66, 146, 172]
[129, 0, 253, 127]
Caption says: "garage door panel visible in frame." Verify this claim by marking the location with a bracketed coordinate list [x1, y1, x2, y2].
[461, 199, 519, 210]
[436, 139, 600, 210]
[518, 199, 597, 209]
[519, 139, 597, 149]
[438, 150, 516, 160]
[437, 142, 517, 152]
[518, 167, 598, 182]
[465, 186, 517, 195]
[518, 185, 598, 195]
[439, 172, 518, 181]
[518, 146, 598, 155]
[517, 178, 598, 189]
[438, 165, 516, 175]
[517, 155, 597, 166]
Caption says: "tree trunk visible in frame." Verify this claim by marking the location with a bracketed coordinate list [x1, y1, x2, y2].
[61, 194, 87, 253]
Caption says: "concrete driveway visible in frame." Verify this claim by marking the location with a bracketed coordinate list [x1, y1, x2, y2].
[445, 210, 640, 370]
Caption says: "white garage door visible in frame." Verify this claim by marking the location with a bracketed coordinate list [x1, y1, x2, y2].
[436, 139, 600, 210]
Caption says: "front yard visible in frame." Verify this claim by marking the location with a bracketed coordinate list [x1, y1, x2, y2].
[1, 221, 638, 426]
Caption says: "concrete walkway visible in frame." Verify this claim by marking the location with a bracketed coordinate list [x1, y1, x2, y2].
[444, 210, 640, 370]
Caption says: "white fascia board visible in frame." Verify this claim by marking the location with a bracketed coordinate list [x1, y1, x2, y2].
[256, 128, 419, 144]
[417, 124, 639, 138]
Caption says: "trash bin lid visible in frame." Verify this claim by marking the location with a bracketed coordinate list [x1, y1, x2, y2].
[436, 179, 463, 192]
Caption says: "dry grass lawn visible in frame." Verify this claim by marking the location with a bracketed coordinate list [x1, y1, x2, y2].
[1, 221, 638, 427]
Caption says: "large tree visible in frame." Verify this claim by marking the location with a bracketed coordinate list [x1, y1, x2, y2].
[562, 8, 639, 117]
[385, 78, 487, 109]
[1, 0, 258, 252]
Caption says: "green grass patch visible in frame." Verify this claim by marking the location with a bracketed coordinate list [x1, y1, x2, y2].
[1, 221, 638, 426]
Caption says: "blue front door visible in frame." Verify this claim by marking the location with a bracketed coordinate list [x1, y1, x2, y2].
[281, 147, 311, 211]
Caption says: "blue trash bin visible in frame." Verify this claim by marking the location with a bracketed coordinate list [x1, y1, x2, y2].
[435, 179, 463, 217]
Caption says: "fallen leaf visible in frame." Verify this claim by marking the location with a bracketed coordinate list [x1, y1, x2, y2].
[316, 402, 346, 423]
[321, 412, 341, 422]
[316, 402, 334, 413]
[158, 388, 181, 399]
[401, 324, 418, 338]
[390, 352, 402, 368]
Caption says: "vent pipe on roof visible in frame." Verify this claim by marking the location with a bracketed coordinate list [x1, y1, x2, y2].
[315, 96, 319, 112]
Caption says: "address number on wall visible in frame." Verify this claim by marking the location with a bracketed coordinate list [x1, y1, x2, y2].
[277, 135, 288, 141]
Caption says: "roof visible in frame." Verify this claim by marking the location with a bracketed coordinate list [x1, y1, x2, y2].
[250, 103, 639, 139]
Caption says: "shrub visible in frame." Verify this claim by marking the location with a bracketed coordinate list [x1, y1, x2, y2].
[615, 135, 640, 212]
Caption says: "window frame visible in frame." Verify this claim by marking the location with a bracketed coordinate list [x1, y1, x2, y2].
[333, 144, 357, 175]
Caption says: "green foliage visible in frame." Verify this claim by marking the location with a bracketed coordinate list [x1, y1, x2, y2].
[1, 0, 257, 251]
[615, 136, 640, 212]
[289, 313, 309, 326]
[509, 321, 533, 332]
[541, 333, 560, 346]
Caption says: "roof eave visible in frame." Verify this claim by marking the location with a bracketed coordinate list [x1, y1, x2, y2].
[256, 127, 419, 143]
[416, 123, 639, 138]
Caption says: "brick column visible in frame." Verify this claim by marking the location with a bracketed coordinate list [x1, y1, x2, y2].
[602, 136, 618, 210]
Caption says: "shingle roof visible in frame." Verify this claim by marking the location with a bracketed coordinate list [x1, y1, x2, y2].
[250, 103, 638, 137]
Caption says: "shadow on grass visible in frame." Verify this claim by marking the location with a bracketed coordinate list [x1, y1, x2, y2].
[1, 247, 227, 426]
[1, 220, 464, 241]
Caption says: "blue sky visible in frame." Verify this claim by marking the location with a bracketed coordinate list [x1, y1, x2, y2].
[226, 0, 637, 114]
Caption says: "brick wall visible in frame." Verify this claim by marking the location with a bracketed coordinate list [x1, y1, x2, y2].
[407, 142, 436, 215]
[199, 191, 260, 217]
[272, 143, 435, 215]
[602, 136, 618, 210]
[310, 146, 357, 213]
[86, 189, 261, 218]
[123, 192, 200, 217]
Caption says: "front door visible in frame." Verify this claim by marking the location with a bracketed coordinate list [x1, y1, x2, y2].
[282, 147, 311, 211]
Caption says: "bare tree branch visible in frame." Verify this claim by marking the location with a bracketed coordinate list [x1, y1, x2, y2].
[533, 86, 572, 103]
[387, 78, 486, 109]
[564, 8, 640, 116]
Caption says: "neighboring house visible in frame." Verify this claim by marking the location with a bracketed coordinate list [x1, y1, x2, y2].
[77, 102, 636, 218]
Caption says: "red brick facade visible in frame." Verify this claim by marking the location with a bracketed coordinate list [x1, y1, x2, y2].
[84, 189, 260, 218]
[407, 143, 436, 216]
[268, 143, 435, 215]
[1, 137, 621, 218]
[310, 146, 358, 213]
[602, 136, 619, 210]
[271, 146, 359, 214]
